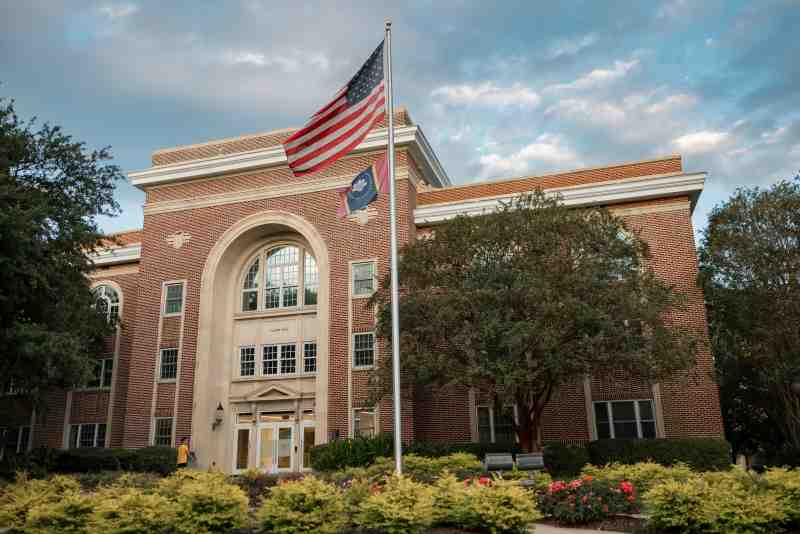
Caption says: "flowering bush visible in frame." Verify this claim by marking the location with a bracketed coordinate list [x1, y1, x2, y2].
[581, 461, 695, 495]
[536, 475, 638, 524]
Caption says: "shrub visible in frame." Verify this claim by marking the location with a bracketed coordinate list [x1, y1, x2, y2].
[53, 448, 138, 473]
[89, 487, 177, 534]
[310, 433, 393, 471]
[23, 492, 94, 534]
[763, 467, 800, 526]
[537, 475, 638, 524]
[0, 448, 58, 479]
[644, 475, 786, 534]
[355, 475, 436, 534]
[543, 442, 590, 476]
[324, 453, 483, 484]
[230, 468, 279, 507]
[587, 438, 731, 471]
[157, 470, 249, 534]
[760, 446, 800, 468]
[0, 473, 82, 529]
[128, 447, 178, 475]
[581, 461, 695, 495]
[257, 476, 347, 534]
[405, 440, 521, 459]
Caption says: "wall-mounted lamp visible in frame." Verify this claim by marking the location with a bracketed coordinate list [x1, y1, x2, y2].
[212, 402, 224, 430]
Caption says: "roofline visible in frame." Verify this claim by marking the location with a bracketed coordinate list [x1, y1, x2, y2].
[414, 171, 705, 226]
[89, 244, 142, 266]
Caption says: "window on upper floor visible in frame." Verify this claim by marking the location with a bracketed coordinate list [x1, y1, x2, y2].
[86, 358, 113, 389]
[476, 405, 517, 444]
[240, 245, 318, 312]
[164, 283, 184, 315]
[353, 332, 375, 368]
[593, 400, 656, 440]
[159, 348, 178, 381]
[352, 261, 376, 296]
[68, 423, 106, 449]
[92, 285, 120, 323]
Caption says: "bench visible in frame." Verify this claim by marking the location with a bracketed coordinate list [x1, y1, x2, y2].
[484, 452, 514, 471]
[516, 452, 545, 470]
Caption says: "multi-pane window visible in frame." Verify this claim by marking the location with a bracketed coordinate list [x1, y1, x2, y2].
[153, 418, 173, 447]
[594, 400, 656, 439]
[242, 259, 259, 311]
[160, 348, 178, 380]
[164, 283, 184, 315]
[353, 409, 376, 437]
[240, 347, 256, 377]
[352, 262, 375, 296]
[266, 246, 299, 309]
[476, 406, 517, 444]
[87, 358, 113, 389]
[68, 423, 106, 449]
[304, 254, 318, 306]
[353, 333, 375, 368]
[263, 345, 278, 376]
[280, 344, 296, 374]
[92, 285, 120, 323]
[241, 246, 318, 312]
[304, 342, 317, 373]
[0, 426, 31, 458]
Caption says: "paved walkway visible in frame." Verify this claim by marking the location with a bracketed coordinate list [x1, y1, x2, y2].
[533, 524, 625, 534]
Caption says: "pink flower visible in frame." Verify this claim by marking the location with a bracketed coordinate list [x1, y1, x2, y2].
[620, 481, 634, 494]
[478, 476, 492, 486]
[603, 505, 609, 513]
[548, 481, 567, 493]
[568, 479, 583, 489]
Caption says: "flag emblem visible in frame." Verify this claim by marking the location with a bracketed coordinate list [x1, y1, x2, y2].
[338, 153, 389, 218]
[283, 42, 386, 176]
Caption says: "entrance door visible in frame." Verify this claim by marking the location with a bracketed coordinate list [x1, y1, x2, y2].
[257, 422, 294, 473]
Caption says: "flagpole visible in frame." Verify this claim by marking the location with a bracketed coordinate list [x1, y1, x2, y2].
[384, 19, 403, 475]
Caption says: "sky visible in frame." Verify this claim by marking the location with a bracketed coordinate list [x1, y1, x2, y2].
[2, 0, 799, 238]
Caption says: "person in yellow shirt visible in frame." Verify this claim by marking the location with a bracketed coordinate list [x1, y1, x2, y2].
[177, 437, 190, 468]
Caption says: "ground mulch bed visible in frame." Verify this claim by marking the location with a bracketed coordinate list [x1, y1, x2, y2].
[538, 516, 650, 533]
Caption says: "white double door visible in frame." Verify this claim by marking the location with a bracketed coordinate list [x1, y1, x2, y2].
[257, 421, 295, 473]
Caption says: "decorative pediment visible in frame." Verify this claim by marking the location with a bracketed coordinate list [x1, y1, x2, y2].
[246, 383, 302, 402]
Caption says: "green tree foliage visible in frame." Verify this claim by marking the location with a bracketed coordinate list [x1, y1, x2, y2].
[372, 192, 696, 451]
[0, 97, 122, 399]
[699, 176, 800, 453]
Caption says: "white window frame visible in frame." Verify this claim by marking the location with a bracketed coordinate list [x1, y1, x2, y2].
[159, 348, 179, 382]
[260, 343, 298, 377]
[352, 332, 376, 369]
[353, 408, 377, 438]
[476, 404, 519, 443]
[153, 417, 174, 447]
[68, 423, 106, 449]
[239, 346, 257, 378]
[92, 284, 121, 323]
[592, 399, 656, 440]
[303, 341, 317, 374]
[239, 244, 319, 313]
[351, 261, 376, 297]
[264, 245, 301, 310]
[86, 358, 113, 390]
[241, 257, 260, 312]
[162, 282, 185, 316]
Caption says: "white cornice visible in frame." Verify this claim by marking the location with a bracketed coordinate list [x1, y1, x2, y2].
[413, 172, 706, 225]
[129, 125, 451, 190]
[89, 244, 141, 266]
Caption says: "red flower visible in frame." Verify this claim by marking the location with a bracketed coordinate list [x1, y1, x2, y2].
[583, 475, 594, 482]
[478, 476, 492, 486]
[620, 481, 634, 494]
[603, 505, 609, 513]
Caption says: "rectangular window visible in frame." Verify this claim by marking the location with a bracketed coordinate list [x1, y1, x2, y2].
[476, 405, 517, 444]
[236, 428, 250, 470]
[352, 262, 375, 296]
[164, 283, 184, 315]
[95, 424, 106, 448]
[280, 344, 296, 374]
[17, 426, 30, 453]
[303, 342, 317, 373]
[154, 418, 173, 447]
[160, 348, 178, 380]
[240, 346, 256, 377]
[593, 400, 656, 440]
[87, 358, 113, 389]
[353, 408, 376, 437]
[69, 423, 105, 449]
[79, 425, 95, 448]
[353, 333, 375, 368]
[304, 254, 318, 306]
[263, 345, 278, 376]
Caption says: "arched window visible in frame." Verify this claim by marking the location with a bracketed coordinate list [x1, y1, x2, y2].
[240, 245, 319, 312]
[93, 285, 120, 323]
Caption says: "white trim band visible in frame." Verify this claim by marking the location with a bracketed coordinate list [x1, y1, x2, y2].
[90, 244, 141, 266]
[129, 125, 451, 189]
[413, 172, 706, 225]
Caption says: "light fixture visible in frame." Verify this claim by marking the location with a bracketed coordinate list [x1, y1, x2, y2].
[212, 402, 224, 430]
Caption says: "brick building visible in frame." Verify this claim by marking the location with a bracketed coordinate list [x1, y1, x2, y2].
[0, 110, 723, 472]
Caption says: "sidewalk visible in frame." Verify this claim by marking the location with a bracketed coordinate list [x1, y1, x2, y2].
[534, 524, 626, 534]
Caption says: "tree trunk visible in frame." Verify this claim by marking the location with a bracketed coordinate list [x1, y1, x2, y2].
[516, 398, 545, 452]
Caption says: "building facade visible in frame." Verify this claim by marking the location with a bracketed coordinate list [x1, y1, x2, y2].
[0, 111, 724, 473]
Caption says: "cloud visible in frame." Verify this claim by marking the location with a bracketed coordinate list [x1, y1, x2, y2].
[671, 131, 730, 154]
[645, 94, 698, 114]
[221, 50, 330, 72]
[478, 134, 581, 178]
[545, 33, 598, 59]
[546, 59, 639, 91]
[431, 82, 540, 109]
[546, 98, 627, 126]
[98, 4, 138, 19]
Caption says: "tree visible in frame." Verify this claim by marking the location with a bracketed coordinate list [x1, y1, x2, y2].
[0, 97, 123, 401]
[699, 176, 800, 453]
[371, 192, 696, 451]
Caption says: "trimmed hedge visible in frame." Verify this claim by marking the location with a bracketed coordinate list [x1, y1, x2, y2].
[587, 438, 731, 471]
[1, 446, 177, 477]
[543, 442, 590, 476]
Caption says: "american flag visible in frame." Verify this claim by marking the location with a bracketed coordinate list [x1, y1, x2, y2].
[282, 41, 386, 176]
